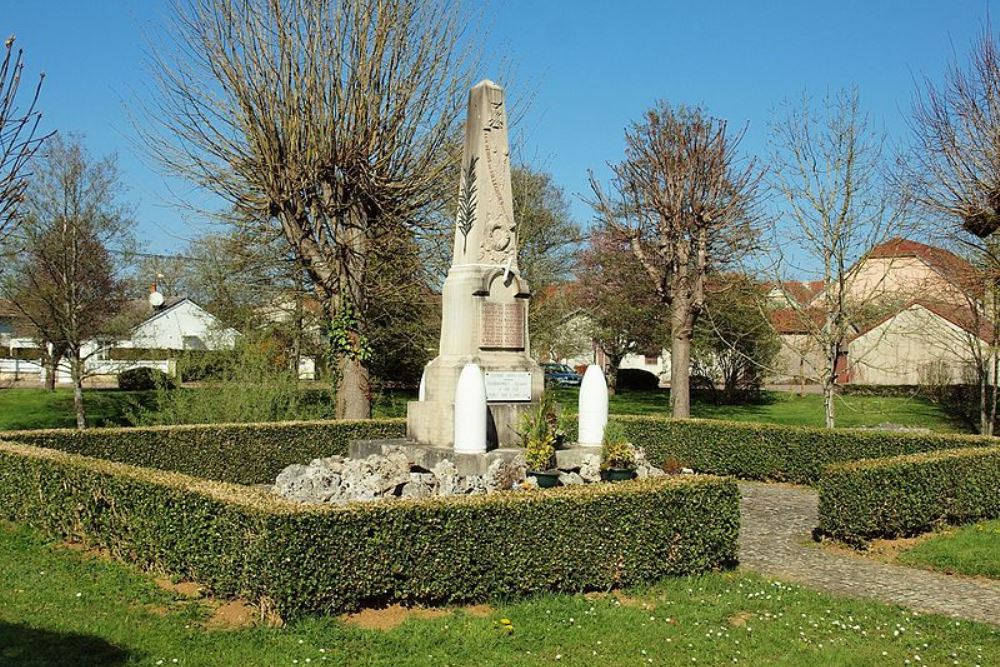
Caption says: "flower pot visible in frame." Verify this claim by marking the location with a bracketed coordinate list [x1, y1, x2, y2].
[601, 467, 635, 482]
[528, 470, 561, 488]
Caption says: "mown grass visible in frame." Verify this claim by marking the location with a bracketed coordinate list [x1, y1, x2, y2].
[0, 387, 409, 430]
[0, 522, 996, 666]
[0, 389, 156, 430]
[897, 520, 1000, 580]
[0, 386, 962, 432]
[549, 387, 962, 432]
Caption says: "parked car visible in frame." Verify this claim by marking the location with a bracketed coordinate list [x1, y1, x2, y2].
[542, 363, 583, 387]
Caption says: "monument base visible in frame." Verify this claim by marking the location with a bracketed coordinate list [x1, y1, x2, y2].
[349, 438, 524, 477]
[349, 438, 603, 477]
[406, 399, 538, 449]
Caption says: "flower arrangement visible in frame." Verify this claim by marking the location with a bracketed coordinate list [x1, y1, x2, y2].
[519, 392, 559, 472]
[601, 421, 636, 471]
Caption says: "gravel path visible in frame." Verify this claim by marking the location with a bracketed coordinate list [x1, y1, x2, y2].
[738, 482, 1000, 626]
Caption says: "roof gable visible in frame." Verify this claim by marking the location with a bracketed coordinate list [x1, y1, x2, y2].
[863, 237, 980, 296]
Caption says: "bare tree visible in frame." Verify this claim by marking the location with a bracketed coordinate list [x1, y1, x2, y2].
[0, 35, 51, 246]
[1, 136, 131, 428]
[141, 0, 476, 419]
[907, 25, 1000, 433]
[590, 102, 762, 417]
[769, 89, 905, 428]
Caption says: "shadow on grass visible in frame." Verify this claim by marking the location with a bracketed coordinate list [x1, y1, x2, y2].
[0, 621, 132, 666]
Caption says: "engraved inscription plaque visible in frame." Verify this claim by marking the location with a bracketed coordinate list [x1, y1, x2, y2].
[484, 371, 532, 402]
[480, 301, 525, 349]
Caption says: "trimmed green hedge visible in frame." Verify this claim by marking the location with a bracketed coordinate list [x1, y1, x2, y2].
[817, 446, 1000, 544]
[2, 419, 405, 485]
[612, 415, 996, 485]
[0, 440, 739, 618]
[4, 415, 993, 487]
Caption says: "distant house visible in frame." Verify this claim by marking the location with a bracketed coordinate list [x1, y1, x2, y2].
[848, 301, 992, 385]
[768, 238, 993, 386]
[0, 295, 240, 386]
[124, 296, 240, 352]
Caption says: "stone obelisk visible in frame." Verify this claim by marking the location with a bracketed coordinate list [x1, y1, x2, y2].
[407, 80, 543, 449]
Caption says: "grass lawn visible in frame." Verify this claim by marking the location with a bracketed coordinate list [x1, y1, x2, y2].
[896, 520, 1000, 580]
[0, 523, 997, 666]
[0, 386, 963, 433]
[550, 387, 962, 432]
[0, 389, 157, 430]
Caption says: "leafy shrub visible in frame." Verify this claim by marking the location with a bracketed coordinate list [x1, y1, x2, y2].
[817, 446, 1000, 544]
[601, 421, 635, 470]
[616, 368, 660, 391]
[3, 419, 405, 484]
[606, 415, 997, 485]
[131, 340, 333, 426]
[117, 367, 176, 391]
[0, 441, 740, 619]
[519, 392, 558, 470]
[6, 414, 992, 487]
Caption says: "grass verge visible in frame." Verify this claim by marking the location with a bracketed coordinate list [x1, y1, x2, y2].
[0, 522, 997, 666]
[896, 520, 1000, 580]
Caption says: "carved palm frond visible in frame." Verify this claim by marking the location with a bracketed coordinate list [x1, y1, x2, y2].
[458, 155, 478, 252]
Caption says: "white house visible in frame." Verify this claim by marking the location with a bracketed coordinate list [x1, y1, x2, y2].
[123, 297, 240, 352]
[1, 295, 240, 386]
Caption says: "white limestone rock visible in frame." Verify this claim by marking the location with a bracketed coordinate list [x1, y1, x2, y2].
[558, 471, 584, 485]
[578, 454, 602, 483]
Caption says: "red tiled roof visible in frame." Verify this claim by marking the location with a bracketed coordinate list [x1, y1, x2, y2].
[865, 237, 980, 294]
[770, 307, 826, 334]
[778, 280, 826, 306]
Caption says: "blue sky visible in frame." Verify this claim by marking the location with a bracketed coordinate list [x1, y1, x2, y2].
[3, 1, 996, 254]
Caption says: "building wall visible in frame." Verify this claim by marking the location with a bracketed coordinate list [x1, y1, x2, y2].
[845, 257, 967, 307]
[128, 301, 239, 351]
[849, 306, 981, 385]
[771, 333, 826, 384]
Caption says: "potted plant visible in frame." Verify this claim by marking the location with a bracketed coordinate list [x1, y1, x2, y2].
[520, 393, 560, 488]
[600, 422, 636, 482]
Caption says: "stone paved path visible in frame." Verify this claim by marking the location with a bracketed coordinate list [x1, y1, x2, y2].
[738, 482, 1000, 626]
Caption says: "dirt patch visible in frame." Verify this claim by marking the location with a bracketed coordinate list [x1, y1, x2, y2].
[728, 611, 753, 627]
[143, 604, 172, 617]
[821, 531, 942, 564]
[56, 540, 113, 562]
[154, 577, 204, 599]
[459, 604, 493, 618]
[612, 591, 655, 610]
[205, 599, 258, 630]
[340, 604, 451, 631]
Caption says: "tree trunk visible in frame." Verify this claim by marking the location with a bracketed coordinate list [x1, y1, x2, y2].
[45, 354, 57, 391]
[670, 301, 692, 419]
[979, 366, 989, 435]
[606, 358, 620, 396]
[823, 381, 835, 429]
[325, 294, 371, 420]
[70, 352, 86, 430]
[990, 350, 999, 437]
[335, 350, 371, 419]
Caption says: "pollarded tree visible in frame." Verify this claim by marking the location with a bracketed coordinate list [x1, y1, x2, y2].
[590, 102, 762, 417]
[142, 0, 477, 419]
[0, 35, 51, 247]
[908, 25, 1000, 434]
